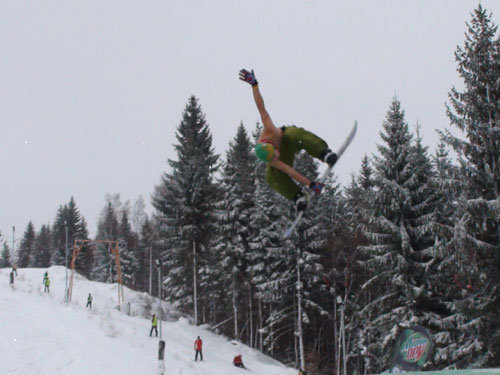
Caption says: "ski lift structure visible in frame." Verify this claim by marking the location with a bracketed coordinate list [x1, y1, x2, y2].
[68, 239, 124, 305]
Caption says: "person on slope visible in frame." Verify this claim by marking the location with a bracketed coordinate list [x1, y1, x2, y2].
[239, 69, 338, 212]
[150, 314, 158, 337]
[194, 336, 203, 361]
[44, 276, 50, 293]
[233, 354, 247, 369]
[86, 293, 93, 309]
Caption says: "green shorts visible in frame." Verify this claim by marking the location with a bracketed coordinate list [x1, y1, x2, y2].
[266, 126, 328, 201]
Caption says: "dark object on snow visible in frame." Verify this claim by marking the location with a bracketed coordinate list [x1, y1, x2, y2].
[9, 271, 14, 284]
[233, 354, 246, 369]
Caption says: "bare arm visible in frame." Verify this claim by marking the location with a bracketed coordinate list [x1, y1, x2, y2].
[252, 84, 277, 132]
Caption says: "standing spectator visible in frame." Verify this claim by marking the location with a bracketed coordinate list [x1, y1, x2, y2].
[43, 270, 48, 284]
[150, 314, 158, 337]
[194, 336, 203, 361]
[44, 276, 50, 293]
[86, 293, 93, 309]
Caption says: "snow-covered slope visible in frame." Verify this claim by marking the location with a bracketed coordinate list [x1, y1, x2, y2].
[0, 266, 298, 375]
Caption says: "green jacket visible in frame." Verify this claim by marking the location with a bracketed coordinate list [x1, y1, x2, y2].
[266, 126, 328, 200]
[152, 316, 158, 327]
[44, 278, 50, 286]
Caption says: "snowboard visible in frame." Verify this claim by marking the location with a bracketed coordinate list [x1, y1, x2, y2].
[283, 121, 358, 238]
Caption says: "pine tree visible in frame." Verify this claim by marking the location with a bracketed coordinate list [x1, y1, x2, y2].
[17, 222, 36, 268]
[137, 216, 158, 294]
[117, 210, 140, 289]
[208, 122, 256, 337]
[0, 242, 11, 268]
[439, 5, 500, 367]
[357, 99, 438, 373]
[51, 198, 91, 274]
[30, 224, 52, 268]
[92, 201, 120, 283]
[152, 96, 219, 316]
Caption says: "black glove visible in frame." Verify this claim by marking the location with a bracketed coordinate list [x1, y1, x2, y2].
[239, 69, 258, 86]
[309, 181, 324, 194]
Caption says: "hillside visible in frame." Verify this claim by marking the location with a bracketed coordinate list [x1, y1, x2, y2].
[0, 266, 298, 375]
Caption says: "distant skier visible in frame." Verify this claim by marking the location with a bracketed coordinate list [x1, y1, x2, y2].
[233, 354, 246, 369]
[194, 336, 203, 361]
[150, 314, 158, 337]
[43, 270, 48, 284]
[44, 276, 50, 293]
[86, 293, 93, 309]
[239, 68, 338, 212]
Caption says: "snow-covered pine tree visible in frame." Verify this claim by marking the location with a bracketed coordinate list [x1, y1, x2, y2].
[343, 156, 376, 375]
[0, 242, 11, 268]
[137, 216, 158, 294]
[207, 122, 256, 339]
[30, 224, 52, 268]
[357, 98, 437, 373]
[152, 96, 219, 317]
[117, 210, 140, 289]
[92, 201, 120, 283]
[50, 198, 91, 275]
[17, 222, 36, 268]
[439, 5, 500, 367]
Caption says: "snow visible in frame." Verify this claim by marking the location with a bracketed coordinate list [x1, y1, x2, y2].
[0, 266, 298, 375]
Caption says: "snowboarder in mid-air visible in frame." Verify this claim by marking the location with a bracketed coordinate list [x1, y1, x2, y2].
[239, 68, 338, 212]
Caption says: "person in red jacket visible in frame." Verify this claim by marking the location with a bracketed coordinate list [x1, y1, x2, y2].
[194, 336, 203, 361]
[233, 354, 246, 369]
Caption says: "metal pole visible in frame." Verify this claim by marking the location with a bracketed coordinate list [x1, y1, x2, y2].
[156, 259, 162, 339]
[193, 240, 198, 326]
[65, 223, 69, 304]
[156, 259, 165, 375]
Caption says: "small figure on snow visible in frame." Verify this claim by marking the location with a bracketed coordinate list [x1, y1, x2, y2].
[150, 314, 158, 337]
[9, 270, 14, 285]
[239, 69, 338, 212]
[86, 293, 93, 309]
[233, 354, 246, 369]
[194, 336, 203, 361]
[44, 276, 50, 293]
[43, 270, 48, 284]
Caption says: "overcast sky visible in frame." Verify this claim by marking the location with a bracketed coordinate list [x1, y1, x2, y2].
[1, 1, 499, 240]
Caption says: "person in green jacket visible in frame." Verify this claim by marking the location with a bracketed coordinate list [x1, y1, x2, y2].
[44, 276, 50, 293]
[239, 69, 338, 212]
[86, 293, 93, 309]
[150, 314, 158, 337]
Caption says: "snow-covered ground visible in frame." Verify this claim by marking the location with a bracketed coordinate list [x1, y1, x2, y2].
[0, 266, 298, 375]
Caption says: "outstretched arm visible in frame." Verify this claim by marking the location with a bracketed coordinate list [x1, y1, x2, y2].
[240, 69, 277, 132]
